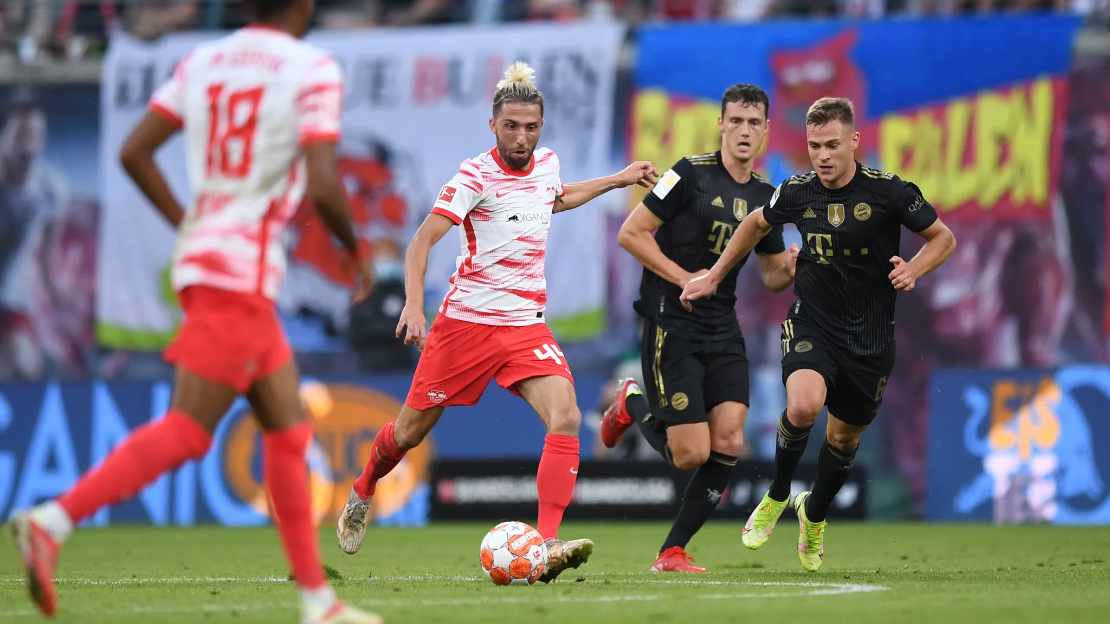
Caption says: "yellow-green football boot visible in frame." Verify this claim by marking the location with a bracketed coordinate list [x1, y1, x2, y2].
[741, 491, 789, 549]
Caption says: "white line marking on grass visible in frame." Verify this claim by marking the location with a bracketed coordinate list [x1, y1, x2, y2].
[0, 575, 887, 618]
[0, 575, 289, 586]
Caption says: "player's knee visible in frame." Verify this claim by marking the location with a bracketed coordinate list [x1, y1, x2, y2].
[671, 447, 709, 471]
[546, 405, 581, 436]
[786, 396, 822, 427]
[827, 430, 861, 453]
[668, 438, 710, 470]
[710, 427, 744, 458]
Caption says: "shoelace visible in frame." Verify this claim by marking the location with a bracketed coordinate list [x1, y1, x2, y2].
[754, 501, 778, 525]
[345, 500, 368, 531]
[803, 521, 825, 553]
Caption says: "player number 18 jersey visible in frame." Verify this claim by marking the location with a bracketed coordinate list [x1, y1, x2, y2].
[149, 25, 343, 300]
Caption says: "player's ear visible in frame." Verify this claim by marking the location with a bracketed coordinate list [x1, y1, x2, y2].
[850, 129, 860, 150]
[489, 117, 496, 134]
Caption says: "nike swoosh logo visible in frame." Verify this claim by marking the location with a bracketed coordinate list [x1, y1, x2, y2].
[569, 468, 578, 475]
[496, 189, 514, 198]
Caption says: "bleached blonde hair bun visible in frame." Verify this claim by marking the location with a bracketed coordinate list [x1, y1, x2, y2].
[497, 61, 537, 91]
[493, 61, 544, 115]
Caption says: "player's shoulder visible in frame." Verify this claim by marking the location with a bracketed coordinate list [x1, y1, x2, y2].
[299, 40, 339, 66]
[785, 170, 817, 186]
[276, 38, 339, 78]
[749, 170, 775, 192]
[775, 170, 816, 200]
[177, 37, 220, 72]
[684, 151, 718, 167]
[534, 146, 558, 168]
[467, 149, 497, 172]
[857, 165, 920, 198]
[662, 153, 707, 181]
[455, 150, 501, 185]
[765, 171, 813, 212]
[858, 164, 900, 186]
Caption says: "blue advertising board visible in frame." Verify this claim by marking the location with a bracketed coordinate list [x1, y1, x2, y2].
[928, 366, 1110, 524]
[0, 374, 605, 526]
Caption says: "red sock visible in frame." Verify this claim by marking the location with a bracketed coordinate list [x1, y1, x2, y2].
[58, 410, 212, 524]
[536, 433, 580, 539]
[263, 422, 326, 590]
[352, 421, 405, 500]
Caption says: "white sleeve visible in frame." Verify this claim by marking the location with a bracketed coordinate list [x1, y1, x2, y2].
[296, 54, 344, 145]
[149, 53, 191, 126]
[431, 160, 484, 224]
[551, 152, 564, 196]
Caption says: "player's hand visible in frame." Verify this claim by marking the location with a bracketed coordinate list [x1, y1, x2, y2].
[785, 244, 800, 280]
[351, 259, 375, 303]
[395, 303, 428, 349]
[677, 269, 709, 311]
[615, 161, 659, 189]
[680, 272, 719, 308]
[888, 256, 917, 291]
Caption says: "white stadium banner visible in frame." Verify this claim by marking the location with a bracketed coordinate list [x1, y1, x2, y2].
[97, 23, 624, 350]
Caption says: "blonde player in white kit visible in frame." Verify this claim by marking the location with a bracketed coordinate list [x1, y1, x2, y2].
[337, 62, 657, 582]
[8, 1, 381, 622]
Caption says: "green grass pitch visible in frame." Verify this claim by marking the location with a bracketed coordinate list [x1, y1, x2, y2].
[2, 522, 1108, 623]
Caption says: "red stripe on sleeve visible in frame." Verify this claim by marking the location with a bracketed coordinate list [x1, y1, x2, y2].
[299, 131, 340, 146]
[432, 208, 462, 225]
[149, 102, 183, 127]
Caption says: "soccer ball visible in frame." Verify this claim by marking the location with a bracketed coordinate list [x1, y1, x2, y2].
[479, 521, 548, 585]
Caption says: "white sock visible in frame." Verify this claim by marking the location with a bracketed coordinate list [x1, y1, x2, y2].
[301, 584, 337, 614]
[29, 501, 73, 544]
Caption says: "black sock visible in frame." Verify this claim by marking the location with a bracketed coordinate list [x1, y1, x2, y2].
[630, 393, 668, 457]
[768, 411, 811, 502]
[805, 442, 856, 523]
[661, 451, 737, 552]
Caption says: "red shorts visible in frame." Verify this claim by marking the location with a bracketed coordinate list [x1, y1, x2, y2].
[405, 316, 574, 410]
[164, 285, 292, 393]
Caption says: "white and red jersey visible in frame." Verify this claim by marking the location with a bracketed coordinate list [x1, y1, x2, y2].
[432, 147, 563, 326]
[149, 25, 342, 300]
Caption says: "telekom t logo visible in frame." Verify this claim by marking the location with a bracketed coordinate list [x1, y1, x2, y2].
[533, 343, 565, 365]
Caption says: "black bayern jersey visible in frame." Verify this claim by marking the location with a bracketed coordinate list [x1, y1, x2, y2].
[637, 151, 785, 341]
[764, 163, 938, 355]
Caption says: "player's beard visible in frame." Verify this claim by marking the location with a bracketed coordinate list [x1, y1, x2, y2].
[497, 142, 535, 171]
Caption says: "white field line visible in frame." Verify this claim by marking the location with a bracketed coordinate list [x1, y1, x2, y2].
[0, 575, 888, 617]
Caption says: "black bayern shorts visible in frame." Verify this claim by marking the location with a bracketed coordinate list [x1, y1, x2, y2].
[779, 312, 894, 426]
[640, 319, 750, 426]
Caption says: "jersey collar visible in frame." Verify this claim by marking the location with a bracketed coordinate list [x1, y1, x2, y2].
[716, 150, 759, 186]
[490, 147, 535, 177]
[821, 161, 864, 195]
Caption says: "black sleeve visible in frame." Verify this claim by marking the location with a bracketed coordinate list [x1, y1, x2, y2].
[755, 223, 786, 255]
[762, 182, 799, 226]
[892, 177, 938, 232]
[642, 158, 693, 222]
[754, 183, 786, 254]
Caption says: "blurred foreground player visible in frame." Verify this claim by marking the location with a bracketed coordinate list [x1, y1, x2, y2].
[8, 1, 381, 622]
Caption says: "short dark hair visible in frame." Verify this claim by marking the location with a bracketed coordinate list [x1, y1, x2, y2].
[246, 0, 299, 20]
[720, 84, 769, 118]
[806, 97, 855, 127]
